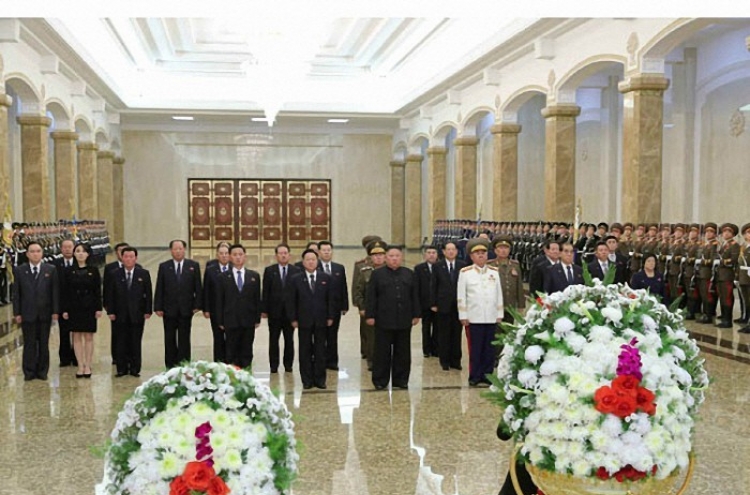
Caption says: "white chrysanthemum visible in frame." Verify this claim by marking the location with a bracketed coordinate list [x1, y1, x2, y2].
[524, 345, 545, 364]
[600, 306, 623, 324]
[553, 316, 576, 338]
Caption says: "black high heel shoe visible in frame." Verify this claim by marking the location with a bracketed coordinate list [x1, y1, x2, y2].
[83, 366, 92, 379]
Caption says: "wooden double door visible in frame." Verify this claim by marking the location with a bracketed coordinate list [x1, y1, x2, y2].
[188, 179, 331, 250]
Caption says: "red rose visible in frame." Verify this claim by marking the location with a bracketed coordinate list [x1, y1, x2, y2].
[182, 461, 215, 492]
[613, 395, 637, 418]
[207, 476, 231, 495]
[169, 476, 190, 495]
[595, 467, 610, 480]
[594, 386, 619, 414]
[636, 387, 657, 415]
[612, 375, 639, 395]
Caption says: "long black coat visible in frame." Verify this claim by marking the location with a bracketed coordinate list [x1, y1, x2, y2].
[154, 259, 203, 317]
[365, 266, 420, 329]
[285, 271, 335, 328]
[262, 263, 300, 319]
[12, 262, 60, 322]
[105, 267, 153, 324]
[215, 268, 261, 329]
[317, 261, 349, 314]
[430, 258, 467, 314]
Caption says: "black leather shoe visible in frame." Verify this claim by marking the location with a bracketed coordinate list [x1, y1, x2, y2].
[469, 380, 479, 387]
[374, 384, 386, 390]
[115, 372, 127, 378]
[442, 365, 449, 371]
[285, 367, 293, 373]
[37, 375, 47, 381]
[303, 384, 313, 390]
[326, 366, 339, 371]
[270, 368, 278, 374]
[735, 317, 748, 324]
[451, 365, 463, 371]
[684, 313, 695, 320]
[423, 354, 430, 358]
[697, 315, 712, 324]
[316, 383, 327, 389]
[716, 321, 733, 328]
[130, 372, 140, 377]
[24, 376, 35, 381]
[394, 383, 408, 389]
[76, 373, 85, 379]
[738, 327, 750, 334]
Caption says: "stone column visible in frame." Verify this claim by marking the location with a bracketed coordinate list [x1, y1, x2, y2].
[390, 160, 405, 246]
[112, 156, 125, 244]
[426, 146, 447, 231]
[618, 75, 670, 223]
[52, 131, 79, 221]
[404, 154, 423, 249]
[0, 94, 12, 216]
[16, 115, 52, 221]
[77, 142, 98, 219]
[453, 136, 478, 219]
[97, 150, 115, 233]
[490, 123, 521, 220]
[541, 104, 580, 221]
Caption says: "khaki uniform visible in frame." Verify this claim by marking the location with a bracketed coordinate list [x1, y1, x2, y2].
[683, 239, 703, 318]
[697, 239, 719, 320]
[737, 244, 750, 329]
[353, 263, 382, 368]
[352, 256, 370, 358]
[667, 239, 686, 303]
[716, 239, 740, 326]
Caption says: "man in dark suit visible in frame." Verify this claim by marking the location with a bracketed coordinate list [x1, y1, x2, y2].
[286, 249, 335, 389]
[52, 238, 76, 367]
[202, 242, 231, 362]
[105, 247, 152, 377]
[293, 242, 319, 269]
[544, 242, 584, 294]
[430, 241, 466, 371]
[366, 245, 420, 390]
[588, 241, 619, 284]
[154, 239, 203, 368]
[604, 235, 629, 285]
[215, 244, 261, 369]
[261, 243, 300, 373]
[528, 240, 560, 296]
[414, 246, 438, 358]
[13, 241, 60, 381]
[317, 241, 348, 371]
[103, 242, 130, 365]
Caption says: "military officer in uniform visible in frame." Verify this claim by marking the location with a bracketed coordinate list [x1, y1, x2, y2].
[737, 223, 750, 333]
[667, 224, 687, 305]
[352, 235, 381, 359]
[716, 223, 740, 328]
[489, 235, 524, 364]
[696, 222, 719, 324]
[352, 240, 387, 371]
[457, 238, 504, 387]
[683, 224, 703, 320]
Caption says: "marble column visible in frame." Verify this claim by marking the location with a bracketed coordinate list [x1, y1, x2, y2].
[97, 150, 115, 233]
[490, 123, 521, 220]
[404, 154, 423, 249]
[0, 94, 12, 217]
[541, 104, 580, 221]
[390, 160, 405, 246]
[77, 142, 98, 220]
[426, 146, 447, 230]
[453, 137, 478, 219]
[16, 115, 52, 222]
[618, 75, 670, 223]
[112, 156, 125, 244]
[52, 131, 79, 221]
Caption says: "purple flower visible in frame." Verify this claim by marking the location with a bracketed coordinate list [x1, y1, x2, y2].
[616, 338, 643, 380]
[195, 421, 212, 439]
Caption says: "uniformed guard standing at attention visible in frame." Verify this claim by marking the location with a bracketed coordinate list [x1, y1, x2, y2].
[696, 222, 719, 324]
[716, 223, 740, 328]
[737, 223, 750, 333]
[457, 238, 504, 387]
[352, 235, 381, 360]
[667, 224, 687, 306]
[489, 235, 524, 363]
[683, 224, 703, 320]
[352, 240, 386, 371]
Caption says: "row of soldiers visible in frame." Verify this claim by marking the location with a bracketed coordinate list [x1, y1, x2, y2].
[0, 220, 110, 305]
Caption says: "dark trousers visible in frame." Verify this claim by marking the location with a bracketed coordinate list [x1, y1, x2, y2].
[436, 311, 462, 368]
[298, 325, 326, 387]
[209, 317, 226, 362]
[163, 315, 193, 368]
[325, 314, 342, 369]
[467, 323, 496, 383]
[114, 318, 144, 375]
[225, 326, 255, 369]
[717, 281, 735, 323]
[684, 278, 702, 316]
[698, 278, 717, 317]
[739, 284, 750, 322]
[372, 327, 411, 388]
[421, 311, 437, 356]
[269, 317, 295, 371]
[58, 319, 76, 365]
[110, 320, 118, 363]
[21, 319, 51, 379]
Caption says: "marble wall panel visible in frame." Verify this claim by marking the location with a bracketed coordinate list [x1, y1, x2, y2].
[542, 105, 580, 222]
[112, 156, 125, 244]
[17, 115, 51, 222]
[453, 137, 478, 219]
[97, 151, 115, 235]
[517, 95, 546, 221]
[390, 161, 405, 245]
[0, 95, 11, 216]
[426, 147, 446, 226]
[491, 123, 521, 220]
[52, 131, 78, 220]
[404, 154, 423, 248]
[77, 142, 98, 220]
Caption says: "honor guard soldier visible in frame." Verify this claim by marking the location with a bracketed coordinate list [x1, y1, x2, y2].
[489, 235, 524, 364]
[629, 223, 646, 276]
[352, 235, 381, 360]
[457, 238, 504, 387]
[716, 223, 740, 328]
[696, 222, 719, 324]
[737, 223, 750, 333]
[683, 224, 703, 320]
[353, 240, 387, 371]
[656, 224, 672, 275]
[667, 224, 687, 305]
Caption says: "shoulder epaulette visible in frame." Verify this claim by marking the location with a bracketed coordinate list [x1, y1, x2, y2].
[510, 259, 520, 265]
[487, 265, 499, 271]
[460, 265, 473, 273]
[361, 265, 373, 272]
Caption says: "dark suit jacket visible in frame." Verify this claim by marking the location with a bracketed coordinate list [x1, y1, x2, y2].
[105, 267, 153, 324]
[318, 261, 349, 314]
[431, 258, 467, 314]
[588, 257, 628, 285]
[102, 261, 122, 312]
[215, 268, 261, 329]
[202, 263, 230, 319]
[262, 263, 300, 319]
[544, 263, 584, 294]
[154, 258, 203, 317]
[413, 261, 434, 315]
[365, 266, 420, 329]
[12, 262, 60, 322]
[286, 271, 335, 328]
[528, 255, 554, 296]
[630, 270, 667, 300]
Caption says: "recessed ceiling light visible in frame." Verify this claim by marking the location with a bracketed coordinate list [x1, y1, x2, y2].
[171, 115, 194, 121]
[327, 118, 349, 123]
[251, 117, 270, 122]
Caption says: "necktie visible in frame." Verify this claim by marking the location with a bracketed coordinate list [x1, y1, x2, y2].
[176, 262, 182, 280]
[449, 262, 454, 274]
[282, 265, 287, 284]
[566, 265, 573, 284]
[602, 262, 608, 273]
[236, 270, 243, 291]
[127, 271, 132, 289]
[325, 263, 331, 274]
[222, 265, 227, 273]
[32, 266, 38, 279]
[309, 274, 315, 293]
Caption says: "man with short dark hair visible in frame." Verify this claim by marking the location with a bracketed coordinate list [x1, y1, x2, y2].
[53, 238, 76, 367]
[588, 241, 615, 283]
[262, 243, 300, 373]
[545, 242, 584, 294]
[317, 240, 348, 371]
[202, 242, 231, 362]
[604, 235, 629, 284]
[13, 241, 60, 381]
[414, 246, 438, 358]
[431, 241, 466, 371]
[528, 240, 560, 295]
[103, 242, 130, 365]
[154, 239, 203, 368]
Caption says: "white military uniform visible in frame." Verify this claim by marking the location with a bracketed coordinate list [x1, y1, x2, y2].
[457, 264, 504, 323]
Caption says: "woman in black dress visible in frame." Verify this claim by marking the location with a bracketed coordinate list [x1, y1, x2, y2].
[630, 253, 668, 301]
[62, 243, 102, 378]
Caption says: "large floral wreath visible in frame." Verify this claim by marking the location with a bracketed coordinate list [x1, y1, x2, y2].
[96, 361, 298, 495]
[490, 281, 708, 482]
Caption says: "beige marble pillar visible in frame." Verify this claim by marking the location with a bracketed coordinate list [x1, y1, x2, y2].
[16, 115, 52, 221]
[490, 123, 522, 220]
[97, 150, 115, 233]
[0, 94, 12, 216]
[404, 154, 423, 249]
[618, 75, 670, 223]
[52, 131, 79, 221]
[541, 104, 580, 221]
[426, 146, 447, 230]
[112, 156, 125, 244]
[77, 142, 98, 219]
[453, 137, 478, 219]
[390, 160, 406, 246]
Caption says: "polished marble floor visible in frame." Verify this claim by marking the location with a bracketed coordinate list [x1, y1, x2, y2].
[0, 248, 748, 495]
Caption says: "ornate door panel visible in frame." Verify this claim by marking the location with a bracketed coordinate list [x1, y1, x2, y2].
[261, 181, 284, 245]
[309, 181, 330, 242]
[188, 181, 213, 250]
[213, 181, 236, 243]
[238, 181, 261, 248]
